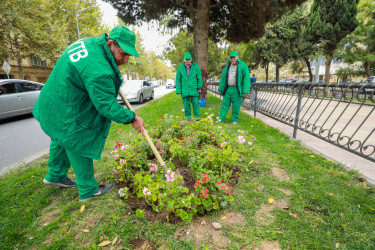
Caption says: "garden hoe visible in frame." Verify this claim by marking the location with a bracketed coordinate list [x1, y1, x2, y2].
[119, 89, 184, 185]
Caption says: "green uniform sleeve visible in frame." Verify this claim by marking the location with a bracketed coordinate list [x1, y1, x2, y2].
[84, 74, 135, 124]
[218, 64, 228, 92]
[242, 64, 251, 94]
[176, 65, 182, 94]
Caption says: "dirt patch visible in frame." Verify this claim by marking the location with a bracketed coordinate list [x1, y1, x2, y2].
[269, 167, 290, 181]
[278, 188, 293, 196]
[175, 222, 231, 249]
[255, 240, 281, 250]
[39, 208, 61, 226]
[219, 210, 247, 226]
[255, 199, 290, 226]
[130, 238, 156, 250]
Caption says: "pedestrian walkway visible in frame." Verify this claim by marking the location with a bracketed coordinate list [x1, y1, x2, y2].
[241, 106, 375, 185]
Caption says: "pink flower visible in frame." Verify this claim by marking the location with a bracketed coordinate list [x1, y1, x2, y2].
[181, 109, 185, 112]
[118, 129, 122, 133]
[181, 135, 185, 140]
[248, 141, 253, 145]
[216, 180, 221, 185]
[119, 159, 126, 165]
[114, 154, 119, 159]
[149, 163, 158, 172]
[237, 135, 245, 144]
[156, 141, 161, 146]
[110, 149, 118, 155]
[124, 144, 130, 149]
[188, 137, 193, 141]
[164, 114, 168, 118]
[143, 187, 151, 196]
[120, 145, 126, 150]
[167, 129, 172, 132]
[220, 142, 227, 148]
[159, 149, 165, 154]
[195, 180, 200, 186]
[165, 170, 175, 182]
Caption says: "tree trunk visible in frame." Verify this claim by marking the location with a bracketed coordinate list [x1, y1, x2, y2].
[304, 58, 313, 82]
[192, 0, 210, 100]
[16, 51, 23, 79]
[324, 50, 334, 83]
[265, 63, 269, 82]
[365, 60, 373, 78]
[276, 65, 280, 82]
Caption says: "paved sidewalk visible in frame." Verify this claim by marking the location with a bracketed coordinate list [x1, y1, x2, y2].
[241, 107, 375, 185]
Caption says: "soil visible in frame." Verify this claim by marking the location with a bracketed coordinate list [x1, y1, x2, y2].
[255, 241, 282, 250]
[130, 238, 156, 250]
[269, 167, 290, 181]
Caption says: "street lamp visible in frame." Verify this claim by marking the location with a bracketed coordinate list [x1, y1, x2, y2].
[75, 0, 98, 39]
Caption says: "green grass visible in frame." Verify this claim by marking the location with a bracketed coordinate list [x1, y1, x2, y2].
[1, 92, 374, 249]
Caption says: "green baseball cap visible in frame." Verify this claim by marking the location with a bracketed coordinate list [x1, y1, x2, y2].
[109, 26, 139, 57]
[184, 52, 192, 59]
[229, 51, 238, 57]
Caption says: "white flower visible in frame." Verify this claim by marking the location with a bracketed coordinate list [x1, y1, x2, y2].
[143, 187, 151, 196]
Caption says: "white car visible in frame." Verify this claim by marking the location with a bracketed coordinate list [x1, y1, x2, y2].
[166, 79, 175, 89]
[151, 80, 160, 88]
[0, 79, 43, 120]
[118, 80, 154, 103]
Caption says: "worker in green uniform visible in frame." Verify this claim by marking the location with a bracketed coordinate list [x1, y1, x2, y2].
[176, 52, 203, 120]
[33, 26, 145, 202]
[216, 51, 250, 124]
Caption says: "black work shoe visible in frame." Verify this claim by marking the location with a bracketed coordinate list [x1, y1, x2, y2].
[79, 184, 114, 202]
[43, 177, 76, 188]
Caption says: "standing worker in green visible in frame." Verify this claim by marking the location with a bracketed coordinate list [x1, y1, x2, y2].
[33, 26, 145, 202]
[216, 51, 250, 124]
[176, 52, 203, 120]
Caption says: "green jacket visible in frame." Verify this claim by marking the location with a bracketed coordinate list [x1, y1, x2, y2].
[33, 34, 135, 160]
[176, 62, 203, 97]
[218, 58, 250, 97]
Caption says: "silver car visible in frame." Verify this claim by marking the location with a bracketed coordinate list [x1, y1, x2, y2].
[118, 80, 154, 103]
[0, 79, 43, 120]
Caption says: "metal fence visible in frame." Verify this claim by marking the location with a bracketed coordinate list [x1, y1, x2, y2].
[207, 81, 375, 163]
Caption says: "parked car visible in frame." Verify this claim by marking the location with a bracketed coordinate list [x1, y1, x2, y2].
[117, 80, 154, 103]
[151, 80, 160, 88]
[166, 79, 175, 89]
[0, 79, 43, 120]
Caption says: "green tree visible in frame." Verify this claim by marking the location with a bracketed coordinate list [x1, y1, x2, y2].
[104, 0, 307, 99]
[303, 0, 359, 83]
[336, 0, 375, 77]
[0, 0, 106, 78]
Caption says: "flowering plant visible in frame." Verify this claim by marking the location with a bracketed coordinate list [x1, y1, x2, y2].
[110, 116, 254, 222]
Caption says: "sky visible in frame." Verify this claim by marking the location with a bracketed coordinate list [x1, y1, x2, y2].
[98, 0, 172, 56]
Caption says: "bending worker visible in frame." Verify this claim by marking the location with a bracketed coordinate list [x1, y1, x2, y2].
[216, 51, 250, 124]
[33, 26, 145, 202]
[176, 52, 203, 120]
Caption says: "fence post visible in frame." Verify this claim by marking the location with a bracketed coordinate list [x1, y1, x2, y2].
[254, 85, 257, 117]
[293, 85, 303, 139]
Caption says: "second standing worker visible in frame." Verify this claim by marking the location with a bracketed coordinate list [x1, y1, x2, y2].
[176, 52, 203, 120]
[217, 51, 250, 124]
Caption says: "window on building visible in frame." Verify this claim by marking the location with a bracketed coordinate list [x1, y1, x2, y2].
[30, 54, 47, 66]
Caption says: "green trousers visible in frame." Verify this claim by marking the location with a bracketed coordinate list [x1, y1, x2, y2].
[182, 96, 199, 120]
[44, 140, 99, 200]
[219, 86, 243, 123]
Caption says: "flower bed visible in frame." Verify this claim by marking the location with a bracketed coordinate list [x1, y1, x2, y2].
[111, 114, 255, 222]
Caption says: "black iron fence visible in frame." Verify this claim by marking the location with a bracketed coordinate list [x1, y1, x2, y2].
[207, 81, 375, 163]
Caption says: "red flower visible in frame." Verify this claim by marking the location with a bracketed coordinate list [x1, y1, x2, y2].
[195, 180, 200, 186]
[199, 195, 203, 198]
[182, 135, 185, 140]
[210, 134, 214, 137]
[216, 180, 221, 185]
[115, 141, 122, 148]
[201, 174, 210, 183]
[203, 189, 209, 197]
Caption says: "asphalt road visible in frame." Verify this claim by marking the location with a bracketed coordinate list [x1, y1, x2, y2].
[0, 86, 175, 174]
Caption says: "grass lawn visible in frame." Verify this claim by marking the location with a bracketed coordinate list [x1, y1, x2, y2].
[1, 92, 374, 249]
